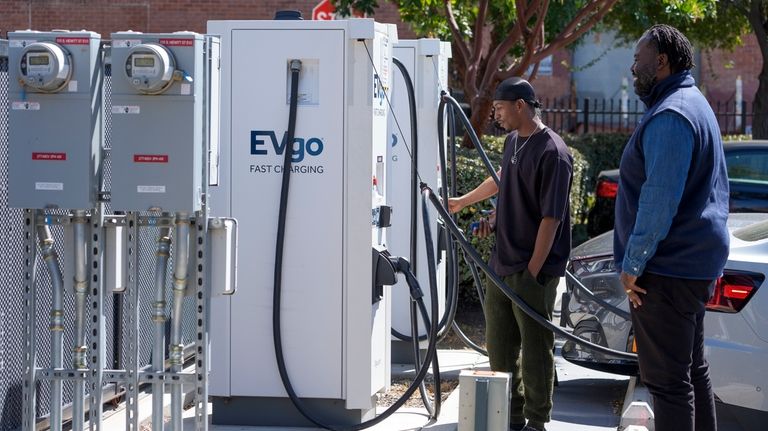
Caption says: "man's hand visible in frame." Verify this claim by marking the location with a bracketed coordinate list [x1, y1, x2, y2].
[620, 272, 647, 308]
[473, 218, 492, 238]
[471, 210, 496, 238]
[448, 197, 464, 214]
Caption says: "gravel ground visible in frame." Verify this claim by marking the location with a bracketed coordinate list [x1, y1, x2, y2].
[377, 304, 486, 409]
[377, 377, 459, 408]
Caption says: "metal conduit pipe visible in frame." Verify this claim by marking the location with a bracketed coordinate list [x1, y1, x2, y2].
[71, 210, 89, 431]
[170, 212, 190, 431]
[36, 222, 65, 431]
[35, 343, 198, 430]
[152, 226, 172, 429]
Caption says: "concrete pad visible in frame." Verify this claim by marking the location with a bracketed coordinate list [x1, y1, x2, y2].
[392, 349, 489, 380]
[547, 345, 630, 431]
[106, 347, 632, 431]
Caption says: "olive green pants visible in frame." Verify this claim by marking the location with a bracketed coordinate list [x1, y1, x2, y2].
[484, 269, 558, 426]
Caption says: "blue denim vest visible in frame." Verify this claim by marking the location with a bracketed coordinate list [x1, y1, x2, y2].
[614, 72, 729, 280]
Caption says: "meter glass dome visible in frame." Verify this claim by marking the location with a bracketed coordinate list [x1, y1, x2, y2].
[125, 43, 175, 94]
[19, 42, 72, 92]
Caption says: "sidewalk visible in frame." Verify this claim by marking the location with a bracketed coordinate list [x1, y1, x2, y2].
[102, 346, 627, 430]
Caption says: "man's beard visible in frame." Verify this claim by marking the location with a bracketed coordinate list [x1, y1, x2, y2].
[633, 68, 657, 97]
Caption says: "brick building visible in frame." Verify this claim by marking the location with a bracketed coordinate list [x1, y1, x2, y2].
[699, 33, 761, 108]
[0, 0, 415, 40]
[0, 1, 761, 114]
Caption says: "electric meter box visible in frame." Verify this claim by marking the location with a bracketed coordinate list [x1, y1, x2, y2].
[387, 39, 451, 353]
[109, 32, 219, 212]
[207, 18, 397, 427]
[7, 30, 102, 209]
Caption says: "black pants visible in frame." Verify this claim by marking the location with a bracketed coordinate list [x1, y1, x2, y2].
[631, 272, 717, 431]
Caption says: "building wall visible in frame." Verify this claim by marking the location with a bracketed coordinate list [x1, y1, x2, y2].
[699, 33, 762, 107]
[0, 0, 416, 39]
[529, 48, 572, 104]
[1, 1, 760, 114]
[571, 31, 763, 108]
[572, 32, 639, 105]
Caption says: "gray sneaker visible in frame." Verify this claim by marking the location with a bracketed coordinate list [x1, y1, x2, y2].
[522, 425, 546, 431]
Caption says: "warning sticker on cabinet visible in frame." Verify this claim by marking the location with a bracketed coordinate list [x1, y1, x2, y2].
[35, 182, 64, 191]
[137, 185, 166, 193]
[12, 101, 40, 111]
[112, 105, 140, 114]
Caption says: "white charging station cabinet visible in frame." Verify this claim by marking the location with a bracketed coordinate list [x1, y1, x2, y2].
[387, 39, 451, 353]
[109, 31, 220, 212]
[7, 30, 102, 209]
[207, 18, 397, 426]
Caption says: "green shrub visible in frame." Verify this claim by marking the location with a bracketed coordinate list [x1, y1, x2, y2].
[723, 134, 752, 141]
[448, 133, 601, 305]
[448, 132, 749, 305]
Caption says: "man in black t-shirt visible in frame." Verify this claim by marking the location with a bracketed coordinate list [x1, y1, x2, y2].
[448, 77, 572, 431]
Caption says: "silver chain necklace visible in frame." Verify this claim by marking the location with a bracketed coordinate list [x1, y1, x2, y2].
[511, 125, 541, 164]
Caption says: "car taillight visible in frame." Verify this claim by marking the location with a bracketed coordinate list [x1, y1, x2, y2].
[595, 179, 619, 199]
[707, 271, 764, 313]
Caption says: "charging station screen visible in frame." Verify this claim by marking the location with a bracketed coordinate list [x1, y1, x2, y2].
[134, 56, 155, 68]
[29, 54, 50, 66]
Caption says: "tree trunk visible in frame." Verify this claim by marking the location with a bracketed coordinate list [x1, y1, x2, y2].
[753, 66, 768, 139]
[466, 94, 494, 148]
[746, 1, 768, 139]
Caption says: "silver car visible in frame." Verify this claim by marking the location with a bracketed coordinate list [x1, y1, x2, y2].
[561, 213, 768, 429]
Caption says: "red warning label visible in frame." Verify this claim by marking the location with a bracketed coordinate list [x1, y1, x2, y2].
[32, 152, 67, 161]
[134, 154, 169, 163]
[55, 37, 90, 45]
[159, 39, 194, 47]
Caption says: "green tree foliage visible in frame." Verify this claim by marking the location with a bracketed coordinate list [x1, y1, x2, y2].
[603, 1, 749, 49]
[335, 0, 619, 144]
[334, 1, 753, 138]
[718, 1, 768, 139]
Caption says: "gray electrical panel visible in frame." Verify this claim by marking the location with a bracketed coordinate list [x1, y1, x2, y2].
[109, 31, 217, 212]
[7, 30, 103, 209]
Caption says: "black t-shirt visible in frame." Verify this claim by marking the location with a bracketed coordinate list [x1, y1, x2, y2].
[489, 127, 573, 277]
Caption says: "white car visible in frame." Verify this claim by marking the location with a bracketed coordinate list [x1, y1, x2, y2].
[561, 213, 768, 430]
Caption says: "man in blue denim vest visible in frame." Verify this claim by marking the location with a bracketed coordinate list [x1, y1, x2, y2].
[614, 24, 729, 431]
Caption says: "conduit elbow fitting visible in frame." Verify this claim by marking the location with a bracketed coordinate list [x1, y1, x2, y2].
[73, 345, 88, 369]
[49, 308, 64, 332]
[152, 301, 167, 322]
[169, 344, 184, 366]
[172, 276, 186, 292]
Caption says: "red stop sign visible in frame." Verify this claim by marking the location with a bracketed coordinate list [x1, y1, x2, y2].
[312, 0, 364, 20]
[312, 0, 336, 20]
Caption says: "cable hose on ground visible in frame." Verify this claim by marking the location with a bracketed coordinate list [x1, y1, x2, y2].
[451, 321, 488, 357]
[272, 58, 441, 431]
[420, 184, 638, 361]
